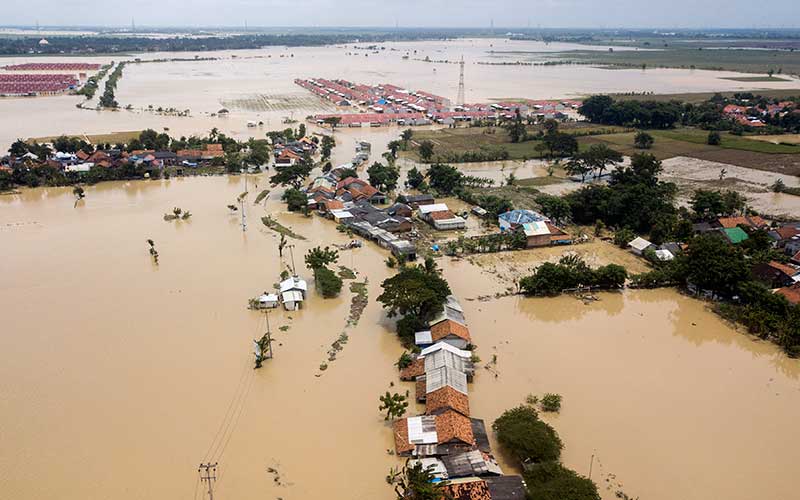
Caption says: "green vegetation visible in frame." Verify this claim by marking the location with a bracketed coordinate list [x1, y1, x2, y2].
[281, 188, 309, 212]
[378, 391, 409, 420]
[261, 215, 306, 240]
[387, 459, 445, 500]
[75, 64, 111, 99]
[367, 161, 400, 191]
[305, 246, 342, 298]
[720, 76, 791, 82]
[634, 131, 654, 149]
[539, 393, 563, 413]
[524, 461, 601, 500]
[270, 153, 314, 188]
[99, 62, 125, 108]
[519, 255, 628, 296]
[492, 405, 563, 463]
[579, 95, 681, 129]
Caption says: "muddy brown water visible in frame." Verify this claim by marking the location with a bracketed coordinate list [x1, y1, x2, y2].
[2, 175, 800, 500]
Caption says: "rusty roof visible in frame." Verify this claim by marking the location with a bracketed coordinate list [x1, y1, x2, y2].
[776, 285, 800, 305]
[442, 478, 491, 500]
[392, 419, 415, 454]
[400, 358, 425, 381]
[426, 386, 470, 417]
[429, 210, 457, 221]
[431, 320, 471, 343]
[435, 410, 475, 446]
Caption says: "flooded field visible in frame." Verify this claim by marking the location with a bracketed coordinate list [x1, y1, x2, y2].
[2, 175, 800, 500]
[2, 38, 800, 149]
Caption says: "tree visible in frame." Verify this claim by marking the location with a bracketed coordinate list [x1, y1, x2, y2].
[582, 144, 623, 179]
[634, 131, 654, 149]
[282, 187, 308, 212]
[224, 151, 243, 173]
[406, 167, 425, 189]
[315, 266, 343, 297]
[543, 132, 578, 158]
[387, 140, 402, 158]
[614, 228, 636, 248]
[297, 123, 306, 138]
[564, 157, 592, 183]
[523, 462, 600, 500]
[418, 140, 435, 162]
[378, 391, 409, 420]
[305, 246, 339, 275]
[388, 460, 445, 500]
[426, 163, 463, 194]
[542, 118, 560, 136]
[401, 129, 413, 143]
[270, 155, 314, 188]
[506, 110, 527, 143]
[578, 95, 614, 122]
[492, 406, 562, 464]
[320, 135, 335, 160]
[707, 130, 722, 145]
[378, 264, 452, 320]
[685, 234, 750, 297]
[368, 162, 400, 191]
[323, 116, 341, 129]
[9, 139, 29, 157]
[534, 194, 571, 222]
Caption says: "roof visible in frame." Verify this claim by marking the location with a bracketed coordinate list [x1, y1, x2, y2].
[420, 342, 472, 358]
[426, 366, 469, 395]
[279, 276, 308, 293]
[409, 458, 448, 479]
[258, 293, 279, 302]
[442, 478, 491, 500]
[415, 330, 433, 345]
[426, 386, 470, 416]
[419, 203, 450, 215]
[522, 220, 550, 237]
[281, 290, 303, 302]
[655, 249, 674, 261]
[400, 357, 426, 380]
[499, 209, 548, 226]
[774, 224, 800, 240]
[768, 260, 799, 278]
[431, 320, 471, 343]
[435, 410, 475, 446]
[723, 226, 749, 244]
[776, 284, 800, 304]
[485, 476, 527, 500]
[429, 210, 457, 221]
[425, 349, 474, 375]
[442, 450, 503, 478]
[628, 236, 654, 251]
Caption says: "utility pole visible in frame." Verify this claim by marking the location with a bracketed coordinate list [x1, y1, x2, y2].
[287, 244, 296, 275]
[198, 462, 218, 500]
[241, 175, 247, 232]
[588, 454, 594, 480]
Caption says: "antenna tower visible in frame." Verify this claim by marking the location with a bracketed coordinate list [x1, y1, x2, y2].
[456, 56, 465, 106]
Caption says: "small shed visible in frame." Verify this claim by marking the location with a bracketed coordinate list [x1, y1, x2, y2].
[654, 249, 675, 261]
[255, 293, 279, 309]
[415, 330, 433, 346]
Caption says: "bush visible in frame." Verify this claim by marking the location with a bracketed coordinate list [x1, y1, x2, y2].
[397, 352, 413, 369]
[315, 266, 343, 298]
[613, 228, 636, 248]
[634, 131, 654, 149]
[524, 461, 600, 500]
[539, 393, 562, 412]
[396, 314, 427, 346]
[707, 130, 722, 145]
[282, 187, 308, 212]
[492, 406, 563, 464]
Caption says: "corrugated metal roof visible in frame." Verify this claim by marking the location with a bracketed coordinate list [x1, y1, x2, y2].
[419, 203, 450, 214]
[420, 342, 472, 358]
[415, 331, 433, 345]
[426, 366, 468, 395]
[408, 416, 437, 444]
[425, 349, 474, 374]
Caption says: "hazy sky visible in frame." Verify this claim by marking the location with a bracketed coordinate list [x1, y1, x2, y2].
[5, 0, 799, 29]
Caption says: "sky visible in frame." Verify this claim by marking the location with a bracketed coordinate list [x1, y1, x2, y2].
[4, 0, 799, 29]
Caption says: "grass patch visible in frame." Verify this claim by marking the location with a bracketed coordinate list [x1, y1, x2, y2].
[253, 189, 270, 205]
[515, 176, 568, 187]
[613, 88, 800, 104]
[28, 130, 143, 145]
[338, 266, 356, 280]
[261, 215, 306, 240]
[655, 129, 800, 154]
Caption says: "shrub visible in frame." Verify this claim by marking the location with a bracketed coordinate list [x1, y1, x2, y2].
[634, 131, 654, 149]
[524, 461, 600, 500]
[707, 130, 722, 145]
[315, 266, 343, 298]
[539, 393, 562, 412]
[492, 406, 563, 463]
[613, 228, 636, 248]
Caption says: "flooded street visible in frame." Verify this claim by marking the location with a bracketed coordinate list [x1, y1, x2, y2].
[2, 175, 800, 500]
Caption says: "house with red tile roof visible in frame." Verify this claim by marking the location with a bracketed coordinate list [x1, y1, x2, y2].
[430, 320, 471, 349]
[426, 386, 470, 417]
[775, 284, 800, 305]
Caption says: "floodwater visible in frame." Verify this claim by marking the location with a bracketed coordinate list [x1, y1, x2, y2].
[3, 37, 800, 149]
[2, 175, 800, 500]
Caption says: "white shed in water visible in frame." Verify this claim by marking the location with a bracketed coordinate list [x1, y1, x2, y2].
[256, 293, 279, 309]
[279, 276, 308, 298]
[281, 290, 304, 311]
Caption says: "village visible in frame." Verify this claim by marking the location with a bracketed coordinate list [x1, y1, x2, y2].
[0, 61, 99, 96]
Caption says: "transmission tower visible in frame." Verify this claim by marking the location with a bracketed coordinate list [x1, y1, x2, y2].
[456, 56, 465, 106]
[198, 462, 218, 500]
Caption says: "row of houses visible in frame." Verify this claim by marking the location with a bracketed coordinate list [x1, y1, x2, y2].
[722, 100, 797, 128]
[273, 136, 317, 167]
[394, 296, 527, 500]
[0, 73, 80, 96]
[629, 216, 800, 302]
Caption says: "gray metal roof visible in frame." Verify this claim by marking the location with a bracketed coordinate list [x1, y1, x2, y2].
[424, 349, 475, 375]
[442, 450, 503, 478]
[425, 366, 468, 395]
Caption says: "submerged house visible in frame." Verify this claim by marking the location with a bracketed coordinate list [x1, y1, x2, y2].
[280, 276, 308, 311]
[420, 320, 471, 349]
[418, 203, 466, 231]
[255, 293, 279, 309]
[498, 209, 548, 231]
[520, 221, 572, 248]
[393, 410, 476, 457]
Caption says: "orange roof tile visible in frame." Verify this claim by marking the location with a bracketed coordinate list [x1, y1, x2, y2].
[399, 358, 425, 381]
[768, 261, 799, 278]
[429, 210, 456, 221]
[435, 410, 475, 446]
[430, 320, 471, 343]
[442, 480, 491, 500]
[776, 285, 800, 305]
[392, 419, 414, 454]
[426, 386, 470, 417]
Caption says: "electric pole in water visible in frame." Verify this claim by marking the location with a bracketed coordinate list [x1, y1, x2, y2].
[198, 462, 218, 500]
[287, 244, 296, 275]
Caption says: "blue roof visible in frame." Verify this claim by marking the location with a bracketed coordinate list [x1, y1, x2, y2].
[498, 209, 548, 225]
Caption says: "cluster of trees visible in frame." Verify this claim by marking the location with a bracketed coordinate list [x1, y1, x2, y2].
[367, 161, 400, 192]
[565, 153, 678, 234]
[305, 246, 343, 298]
[579, 95, 682, 129]
[270, 153, 314, 189]
[443, 231, 526, 255]
[564, 144, 623, 181]
[519, 255, 628, 296]
[377, 258, 452, 346]
[99, 62, 125, 108]
[493, 405, 600, 500]
[423, 163, 493, 196]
